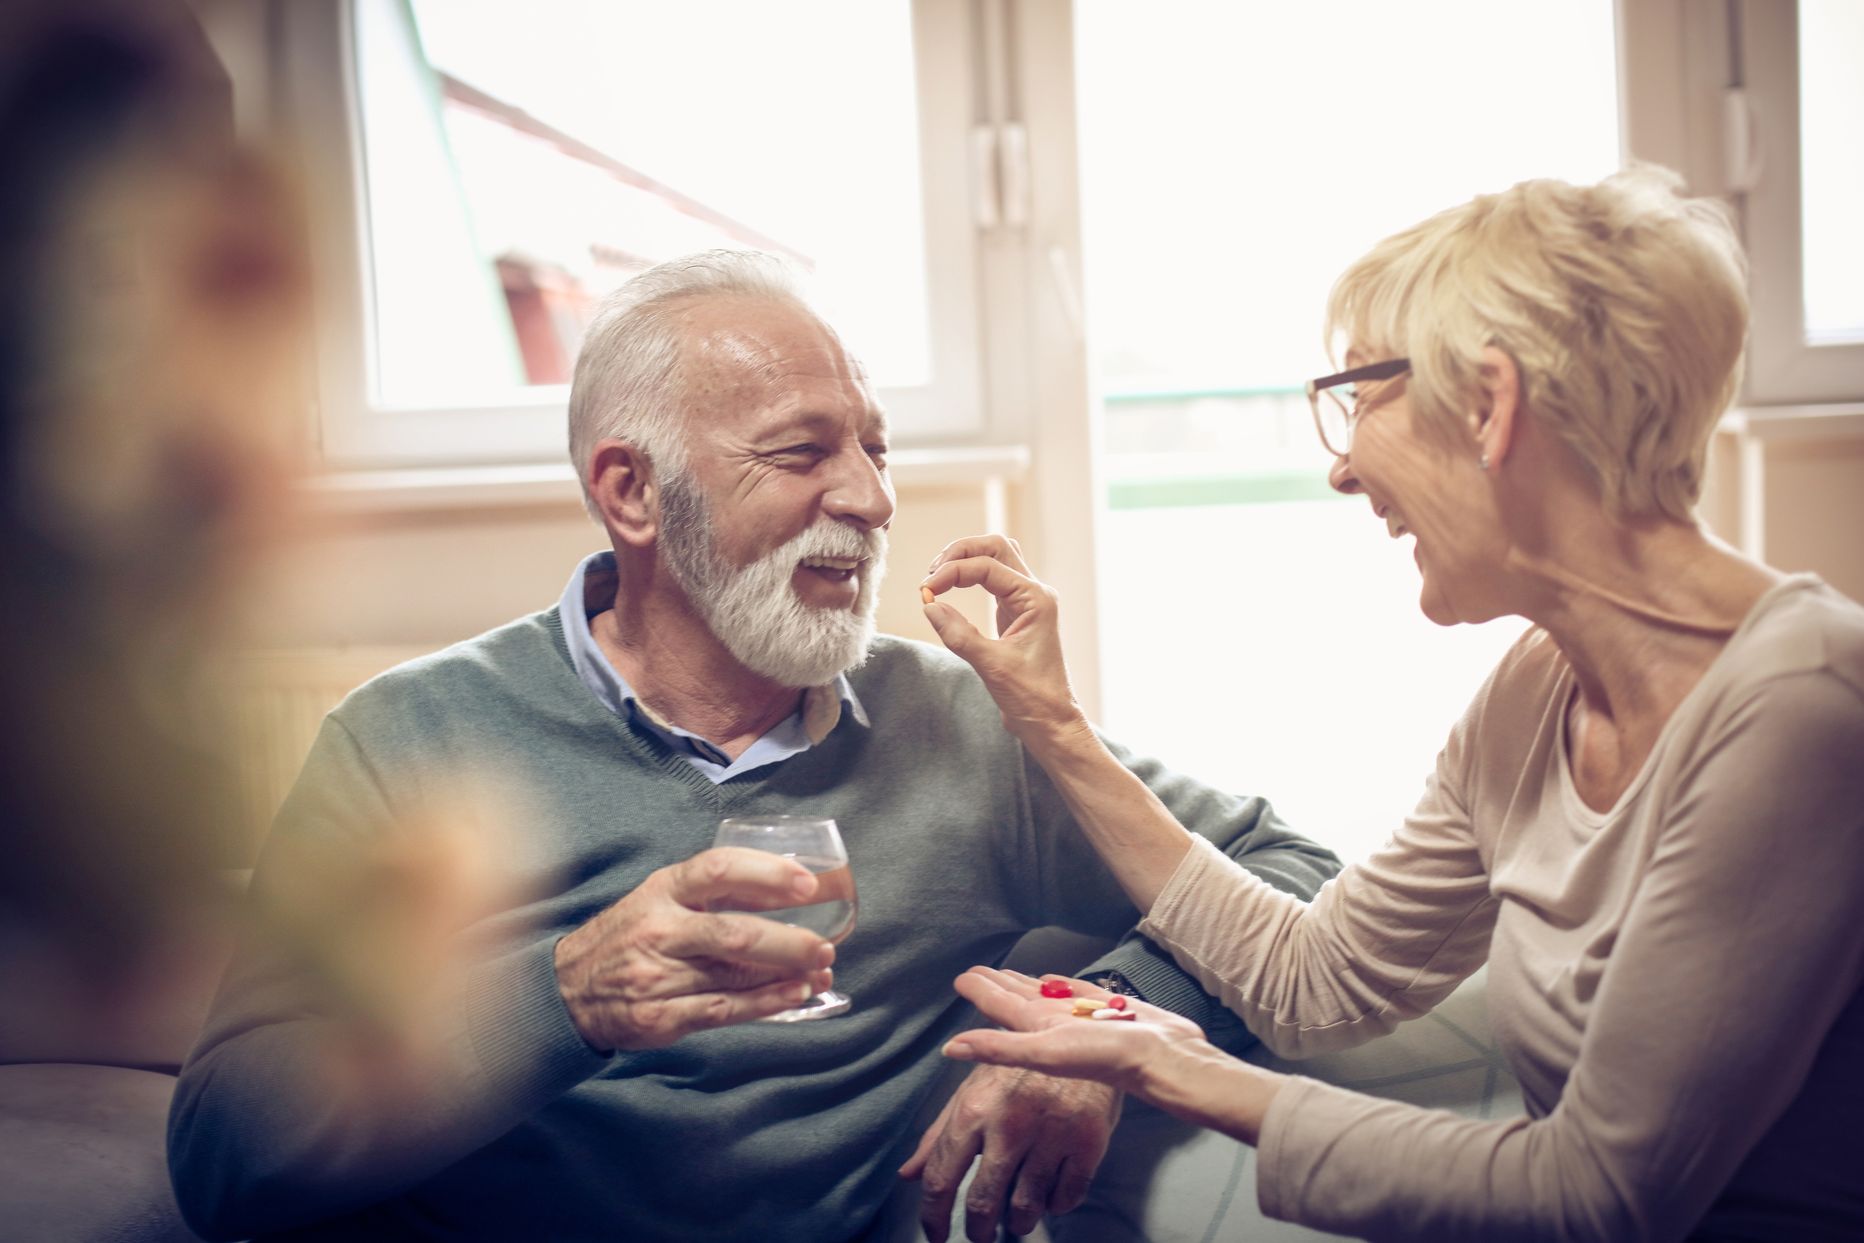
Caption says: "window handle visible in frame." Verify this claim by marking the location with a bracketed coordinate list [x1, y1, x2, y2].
[999, 122, 1030, 229]
[970, 124, 1001, 230]
[1722, 86, 1762, 195]
[970, 122, 1029, 232]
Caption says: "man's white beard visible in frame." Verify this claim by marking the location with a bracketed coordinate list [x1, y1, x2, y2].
[658, 477, 886, 688]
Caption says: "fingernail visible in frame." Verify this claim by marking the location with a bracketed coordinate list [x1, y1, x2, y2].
[792, 873, 816, 898]
[793, 983, 813, 1003]
[816, 944, 836, 969]
[944, 1040, 973, 1058]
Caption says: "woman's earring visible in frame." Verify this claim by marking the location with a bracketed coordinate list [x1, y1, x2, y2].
[1480, 452, 1491, 472]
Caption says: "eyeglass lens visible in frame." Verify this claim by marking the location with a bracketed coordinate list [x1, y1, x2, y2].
[1317, 385, 1355, 455]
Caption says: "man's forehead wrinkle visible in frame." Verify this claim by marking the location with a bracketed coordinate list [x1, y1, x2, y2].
[670, 297, 883, 432]
[690, 325, 780, 396]
[669, 331, 781, 427]
[806, 316, 867, 385]
[689, 309, 822, 372]
[766, 319, 886, 422]
[662, 294, 780, 395]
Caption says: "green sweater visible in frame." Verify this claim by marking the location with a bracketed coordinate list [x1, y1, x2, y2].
[169, 610, 1339, 1242]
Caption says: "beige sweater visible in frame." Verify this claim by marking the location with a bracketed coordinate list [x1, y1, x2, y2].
[1139, 575, 1864, 1242]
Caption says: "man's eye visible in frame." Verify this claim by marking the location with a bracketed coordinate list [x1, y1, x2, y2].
[865, 444, 890, 464]
[1340, 386, 1359, 405]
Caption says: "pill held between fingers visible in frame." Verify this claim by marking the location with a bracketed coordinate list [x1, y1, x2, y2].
[920, 586, 935, 605]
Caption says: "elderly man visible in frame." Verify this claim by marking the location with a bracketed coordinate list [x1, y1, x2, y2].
[168, 251, 1339, 1243]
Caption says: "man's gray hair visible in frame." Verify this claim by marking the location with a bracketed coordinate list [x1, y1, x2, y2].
[566, 250, 807, 520]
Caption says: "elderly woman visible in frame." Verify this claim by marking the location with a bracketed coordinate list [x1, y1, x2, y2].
[919, 167, 1864, 1242]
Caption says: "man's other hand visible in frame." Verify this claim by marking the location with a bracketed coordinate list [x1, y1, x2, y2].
[552, 847, 835, 1051]
[899, 1064, 1122, 1242]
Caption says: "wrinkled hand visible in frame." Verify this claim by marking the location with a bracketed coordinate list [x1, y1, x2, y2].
[899, 1061, 1121, 1242]
[920, 535, 1088, 744]
[943, 968, 1211, 1103]
[553, 847, 835, 1051]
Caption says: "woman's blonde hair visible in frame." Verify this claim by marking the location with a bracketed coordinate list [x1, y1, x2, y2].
[1324, 166, 1748, 522]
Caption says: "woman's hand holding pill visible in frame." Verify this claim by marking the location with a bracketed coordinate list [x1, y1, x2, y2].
[918, 534, 1091, 746]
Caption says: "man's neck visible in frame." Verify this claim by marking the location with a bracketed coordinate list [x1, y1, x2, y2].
[590, 566, 805, 760]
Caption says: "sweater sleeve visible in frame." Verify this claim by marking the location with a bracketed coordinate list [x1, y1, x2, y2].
[166, 715, 610, 1242]
[1247, 672, 1864, 1243]
[1025, 734, 1344, 1051]
[1136, 732, 1498, 1059]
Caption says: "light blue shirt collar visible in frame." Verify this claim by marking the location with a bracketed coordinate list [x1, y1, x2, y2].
[558, 551, 868, 782]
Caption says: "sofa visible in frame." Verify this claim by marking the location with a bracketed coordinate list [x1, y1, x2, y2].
[0, 908, 233, 1242]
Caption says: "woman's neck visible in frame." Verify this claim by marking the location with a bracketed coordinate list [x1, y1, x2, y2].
[1511, 519, 1779, 729]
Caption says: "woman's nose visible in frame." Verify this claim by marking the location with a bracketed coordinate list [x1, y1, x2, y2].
[1328, 452, 1361, 496]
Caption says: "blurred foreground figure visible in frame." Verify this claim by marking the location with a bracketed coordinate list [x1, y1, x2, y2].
[0, 0, 295, 977]
[1, 4, 512, 1239]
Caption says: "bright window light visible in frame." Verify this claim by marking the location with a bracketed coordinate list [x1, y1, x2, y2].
[1799, 0, 1864, 346]
[1078, 0, 1620, 862]
[356, 0, 931, 405]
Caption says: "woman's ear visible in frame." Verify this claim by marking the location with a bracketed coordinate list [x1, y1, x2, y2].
[1470, 346, 1520, 471]
[587, 439, 659, 548]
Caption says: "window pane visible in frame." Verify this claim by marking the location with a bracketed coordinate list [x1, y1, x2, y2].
[1799, 0, 1864, 345]
[357, 0, 931, 405]
[1077, 0, 1619, 861]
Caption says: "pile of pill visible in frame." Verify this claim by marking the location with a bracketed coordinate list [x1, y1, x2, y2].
[1072, 996, 1135, 1021]
[1039, 978, 1136, 1021]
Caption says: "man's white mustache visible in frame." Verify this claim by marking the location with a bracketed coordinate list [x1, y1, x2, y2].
[786, 520, 884, 565]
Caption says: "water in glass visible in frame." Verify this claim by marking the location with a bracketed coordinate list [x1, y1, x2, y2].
[711, 816, 856, 1021]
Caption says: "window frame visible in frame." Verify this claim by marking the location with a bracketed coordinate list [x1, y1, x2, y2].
[1619, 0, 1864, 409]
[280, 0, 988, 470]
[1734, 0, 1864, 406]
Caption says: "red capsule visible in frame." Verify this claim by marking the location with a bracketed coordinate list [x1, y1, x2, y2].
[1039, 979, 1075, 999]
[1106, 995, 1128, 1011]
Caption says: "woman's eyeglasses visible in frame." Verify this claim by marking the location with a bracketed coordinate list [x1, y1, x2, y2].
[1305, 358, 1410, 457]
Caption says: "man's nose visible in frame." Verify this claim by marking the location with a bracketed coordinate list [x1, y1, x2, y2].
[1327, 452, 1361, 496]
[822, 446, 895, 530]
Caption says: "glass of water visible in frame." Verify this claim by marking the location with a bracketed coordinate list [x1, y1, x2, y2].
[712, 815, 856, 1021]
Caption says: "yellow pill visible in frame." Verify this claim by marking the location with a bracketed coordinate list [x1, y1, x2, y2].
[920, 586, 935, 605]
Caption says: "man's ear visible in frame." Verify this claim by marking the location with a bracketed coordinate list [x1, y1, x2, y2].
[587, 439, 659, 548]
[1470, 346, 1521, 470]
